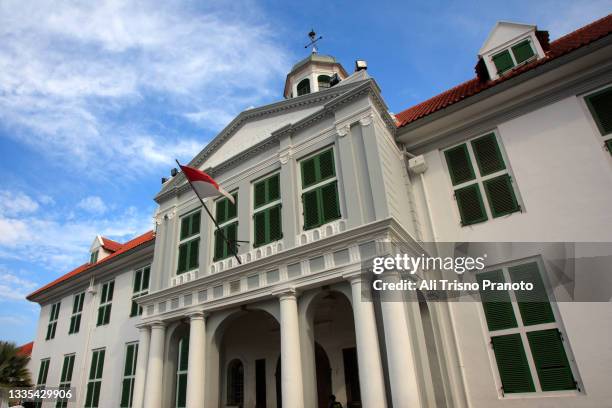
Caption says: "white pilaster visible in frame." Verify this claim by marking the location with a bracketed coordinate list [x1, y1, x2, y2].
[132, 325, 151, 408]
[348, 275, 388, 408]
[186, 312, 207, 408]
[143, 321, 166, 408]
[277, 288, 304, 408]
[380, 274, 423, 407]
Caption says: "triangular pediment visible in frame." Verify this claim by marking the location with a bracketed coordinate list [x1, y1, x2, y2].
[480, 21, 536, 55]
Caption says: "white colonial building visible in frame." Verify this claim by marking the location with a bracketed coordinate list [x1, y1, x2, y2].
[27, 15, 612, 408]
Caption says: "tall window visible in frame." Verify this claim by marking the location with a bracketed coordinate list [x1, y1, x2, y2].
[130, 266, 150, 317]
[85, 348, 105, 408]
[297, 78, 311, 96]
[253, 173, 282, 247]
[56, 354, 75, 408]
[318, 75, 331, 90]
[444, 132, 520, 226]
[177, 211, 200, 274]
[492, 39, 535, 75]
[214, 193, 238, 261]
[585, 85, 612, 157]
[34, 358, 50, 408]
[300, 148, 341, 230]
[90, 250, 99, 264]
[478, 261, 577, 394]
[69, 292, 85, 334]
[226, 359, 244, 406]
[176, 336, 188, 408]
[46, 302, 60, 340]
[96, 281, 114, 326]
[120, 342, 139, 408]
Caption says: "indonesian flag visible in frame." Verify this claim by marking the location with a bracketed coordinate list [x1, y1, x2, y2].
[179, 164, 235, 204]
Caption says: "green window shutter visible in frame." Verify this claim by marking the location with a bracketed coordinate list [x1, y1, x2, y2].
[303, 190, 320, 229]
[130, 301, 139, 318]
[124, 345, 135, 376]
[85, 382, 95, 407]
[491, 334, 535, 393]
[103, 305, 112, 325]
[483, 174, 520, 217]
[176, 374, 187, 408]
[188, 238, 199, 270]
[180, 216, 190, 240]
[477, 270, 517, 331]
[455, 184, 487, 225]
[527, 329, 576, 391]
[69, 316, 76, 334]
[120, 379, 132, 407]
[133, 270, 142, 293]
[318, 149, 335, 181]
[268, 173, 280, 202]
[216, 199, 227, 224]
[214, 229, 224, 260]
[509, 262, 555, 326]
[511, 40, 535, 64]
[471, 133, 506, 176]
[227, 223, 237, 257]
[179, 337, 189, 371]
[321, 181, 341, 223]
[143, 267, 150, 290]
[177, 243, 188, 273]
[586, 87, 612, 135]
[445, 144, 475, 185]
[269, 204, 282, 242]
[253, 211, 266, 247]
[97, 350, 105, 378]
[301, 157, 317, 187]
[493, 50, 514, 74]
[96, 307, 104, 326]
[254, 180, 266, 208]
[72, 295, 79, 313]
[227, 194, 238, 220]
[191, 211, 200, 235]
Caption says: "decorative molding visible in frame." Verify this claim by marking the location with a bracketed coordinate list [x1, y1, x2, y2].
[359, 114, 374, 127]
[272, 287, 297, 299]
[336, 124, 350, 137]
[279, 147, 294, 164]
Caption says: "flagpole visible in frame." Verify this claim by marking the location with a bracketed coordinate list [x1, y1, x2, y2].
[175, 160, 242, 265]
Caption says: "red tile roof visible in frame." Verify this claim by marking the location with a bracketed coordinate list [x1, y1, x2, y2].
[395, 14, 612, 128]
[101, 237, 122, 252]
[17, 341, 33, 357]
[27, 230, 155, 300]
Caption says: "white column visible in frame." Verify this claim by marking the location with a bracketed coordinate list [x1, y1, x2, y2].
[380, 273, 423, 408]
[349, 275, 388, 408]
[132, 325, 151, 408]
[186, 312, 207, 408]
[143, 321, 166, 408]
[277, 288, 304, 408]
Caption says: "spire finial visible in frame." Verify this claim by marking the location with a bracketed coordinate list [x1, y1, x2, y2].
[304, 29, 322, 54]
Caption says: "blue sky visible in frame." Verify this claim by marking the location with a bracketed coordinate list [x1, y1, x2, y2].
[0, 0, 609, 344]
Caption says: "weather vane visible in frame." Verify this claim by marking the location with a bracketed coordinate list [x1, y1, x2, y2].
[304, 29, 322, 54]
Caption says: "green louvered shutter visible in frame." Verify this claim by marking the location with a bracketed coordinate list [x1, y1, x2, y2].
[586, 87, 612, 135]
[177, 243, 188, 273]
[477, 270, 517, 331]
[188, 238, 199, 270]
[269, 205, 282, 242]
[214, 230, 224, 260]
[471, 134, 506, 176]
[301, 157, 317, 187]
[321, 181, 341, 223]
[216, 199, 227, 224]
[254, 180, 266, 208]
[455, 184, 487, 225]
[445, 144, 475, 185]
[180, 217, 190, 240]
[527, 329, 576, 391]
[227, 223, 238, 258]
[303, 190, 320, 229]
[120, 379, 131, 407]
[509, 262, 555, 326]
[253, 211, 266, 247]
[493, 50, 514, 74]
[268, 174, 280, 201]
[227, 195, 237, 220]
[484, 174, 519, 217]
[491, 334, 535, 393]
[511, 40, 535, 64]
[318, 149, 335, 181]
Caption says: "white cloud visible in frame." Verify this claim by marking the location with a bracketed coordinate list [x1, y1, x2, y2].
[0, 191, 39, 216]
[0, 0, 291, 176]
[0, 267, 39, 302]
[77, 196, 107, 215]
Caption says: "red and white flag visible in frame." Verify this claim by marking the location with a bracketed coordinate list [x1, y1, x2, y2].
[179, 164, 235, 204]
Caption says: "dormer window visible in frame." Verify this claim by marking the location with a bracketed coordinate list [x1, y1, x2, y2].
[297, 78, 311, 96]
[492, 39, 536, 75]
[318, 75, 331, 90]
[90, 250, 98, 264]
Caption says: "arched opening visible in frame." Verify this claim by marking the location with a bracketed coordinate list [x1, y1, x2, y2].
[163, 322, 190, 408]
[297, 78, 311, 96]
[176, 335, 188, 408]
[226, 359, 244, 406]
[306, 290, 360, 408]
[317, 75, 331, 90]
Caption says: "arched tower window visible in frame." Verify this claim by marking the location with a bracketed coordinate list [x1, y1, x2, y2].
[297, 78, 311, 96]
[227, 359, 244, 406]
[317, 75, 331, 90]
[176, 336, 189, 408]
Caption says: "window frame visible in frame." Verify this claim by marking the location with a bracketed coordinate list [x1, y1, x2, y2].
[477, 258, 580, 397]
[299, 147, 342, 231]
[68, 292, 85, 334]
[120, 342, 139, 408]
[177, 210, 201, 275]
[130, 266, 150, 317]
[213, 192, 239, 262]
[96, 280, 114, 326]
[583, 85, 612, 157]
[442, 131, 522, 226]
[85, 348, 105, 408]
[56, 353, 75, 408]
[296, 77, 311, 96]
[176, 336, 188, 408]
[491, 37, 537, 75]
[252, 172, 283, 248]
[46, 301, 61, 340]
